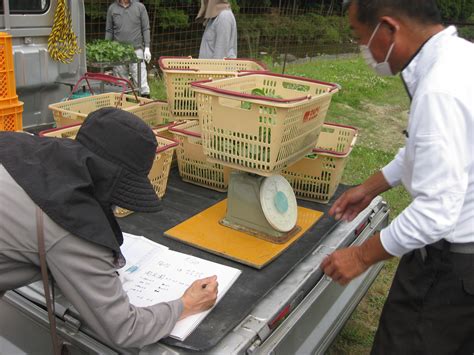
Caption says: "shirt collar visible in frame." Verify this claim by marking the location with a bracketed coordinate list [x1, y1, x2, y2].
[117, 0, 132, 8]
[401, 26, 458, 98]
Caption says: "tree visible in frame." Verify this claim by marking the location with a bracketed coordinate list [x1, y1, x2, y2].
[437, 0, 474, 21]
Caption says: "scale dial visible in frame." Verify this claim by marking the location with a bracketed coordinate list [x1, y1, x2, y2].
[259, 175, 298, 232]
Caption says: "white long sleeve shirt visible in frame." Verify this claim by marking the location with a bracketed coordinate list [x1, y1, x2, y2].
[380, 26, 474, 257]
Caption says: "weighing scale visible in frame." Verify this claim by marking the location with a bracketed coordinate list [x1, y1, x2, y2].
[165, 160, 323, 268]
[221, 172, 300, 243]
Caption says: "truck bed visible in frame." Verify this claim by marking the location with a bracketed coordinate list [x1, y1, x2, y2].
[0, 167, 389, 354]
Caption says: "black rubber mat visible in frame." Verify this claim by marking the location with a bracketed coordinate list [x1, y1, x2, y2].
[118, 167, 346, 351]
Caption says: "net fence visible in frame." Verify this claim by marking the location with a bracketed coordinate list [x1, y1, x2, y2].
[84, 0, 357, 65]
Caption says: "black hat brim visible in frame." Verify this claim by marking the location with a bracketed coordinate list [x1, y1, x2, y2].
[110, 168, 161, 212]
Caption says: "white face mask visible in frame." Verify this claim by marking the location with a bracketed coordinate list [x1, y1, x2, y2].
[360, 22, 396, 76]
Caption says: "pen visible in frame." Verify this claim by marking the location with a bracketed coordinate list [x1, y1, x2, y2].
[126, 264, 139, 273]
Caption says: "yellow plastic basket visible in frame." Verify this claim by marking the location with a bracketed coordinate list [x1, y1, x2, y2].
[125, 99, 174, 127]
[48, 93, 151, 127]
[170, 120, 231, 192]
[191, 72, 339, 176]
[39, 124, 178, 217]
[282, 123, 358, 203]
[159, 56, 267, 119]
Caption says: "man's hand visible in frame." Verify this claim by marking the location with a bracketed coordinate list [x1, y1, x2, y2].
[179, 275, 218, 320]
[321, 234, 393, 286]
[144, 47, 152, 63]
[321, 246, 369, 285]
[329, 171, 392, 222]
[329, 185, 373, 222]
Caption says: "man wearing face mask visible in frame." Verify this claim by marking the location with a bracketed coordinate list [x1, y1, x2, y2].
[0, 108, 218, 351]
[321, 0, 474, 353]
[197, 0, 237, 59]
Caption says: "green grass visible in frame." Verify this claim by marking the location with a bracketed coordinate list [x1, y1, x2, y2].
[150, 56, 411, 354]
[149, 76, 167, 100]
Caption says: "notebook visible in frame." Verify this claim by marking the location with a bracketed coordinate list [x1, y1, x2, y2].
[119, 233, 242, 341]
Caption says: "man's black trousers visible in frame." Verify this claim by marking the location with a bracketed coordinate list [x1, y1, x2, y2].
[371, 244, 474, 355]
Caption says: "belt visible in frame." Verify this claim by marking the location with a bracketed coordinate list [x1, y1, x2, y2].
[427, 239, 474, 254]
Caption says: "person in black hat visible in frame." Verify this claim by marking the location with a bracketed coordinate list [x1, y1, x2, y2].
[0, 108, 218, 349]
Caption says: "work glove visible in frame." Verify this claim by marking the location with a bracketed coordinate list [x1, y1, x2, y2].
[144, 47, 152, 63]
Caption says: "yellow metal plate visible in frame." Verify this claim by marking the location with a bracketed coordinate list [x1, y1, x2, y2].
[164, 199, 324, 269]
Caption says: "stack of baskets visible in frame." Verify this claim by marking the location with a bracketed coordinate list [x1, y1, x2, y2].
[160, 56, 268, 191]
[39, 124, 178, 217]
[0, 32, 24, 131]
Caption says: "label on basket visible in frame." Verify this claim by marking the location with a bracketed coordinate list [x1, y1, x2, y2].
[303, 107, 320, 122]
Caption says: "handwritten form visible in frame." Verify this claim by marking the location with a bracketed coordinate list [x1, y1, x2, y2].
[120, 233, 241, 341]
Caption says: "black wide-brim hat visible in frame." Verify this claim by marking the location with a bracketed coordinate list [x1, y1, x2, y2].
[76, 107, 161, 212]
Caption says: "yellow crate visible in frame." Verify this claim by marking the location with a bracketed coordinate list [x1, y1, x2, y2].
[0, 101, 23, 131]
[39, 124, 178, 217]
[191, 72, 339, 176]
[48, 93, 151, 127]
[282, 123, 358, 203]
[159, 56, 267, 119]
[170, 120, 231, 192]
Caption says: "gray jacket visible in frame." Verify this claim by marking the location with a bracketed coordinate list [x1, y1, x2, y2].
[105, 0, 151, 49]
[199, 9, 237, 59]
[0, 164, 182, 349]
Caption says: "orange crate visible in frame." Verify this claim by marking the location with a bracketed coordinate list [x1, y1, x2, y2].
[0, 95, 19, 107]
[170, 120, 231, 191]
[0, 32, 17, 100]
[0, 102, 23, 131]
[282, 123, 358, 203]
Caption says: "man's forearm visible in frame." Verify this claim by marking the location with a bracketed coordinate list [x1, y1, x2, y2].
[361, 171, 392, 200]
[358, 232, 393, 267]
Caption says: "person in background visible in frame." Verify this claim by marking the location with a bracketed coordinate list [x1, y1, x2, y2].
[0, 108, 218, 350]
[197, 0, 237, 59]
[321, 0, 474, 354]
[105, 0, 152, 97]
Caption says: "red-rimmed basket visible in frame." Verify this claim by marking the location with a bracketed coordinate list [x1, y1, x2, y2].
[159, 56, 268, 119]
[282, 122, 358, 203]
[191, 72, 339, 176]
[48, 73, 150, 127]
[170, 120, 231, 191]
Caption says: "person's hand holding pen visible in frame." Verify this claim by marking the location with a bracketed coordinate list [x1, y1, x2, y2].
[179, 275, 218, 320]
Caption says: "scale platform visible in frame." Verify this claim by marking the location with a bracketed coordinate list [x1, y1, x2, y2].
[164, 199, 323, 269]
